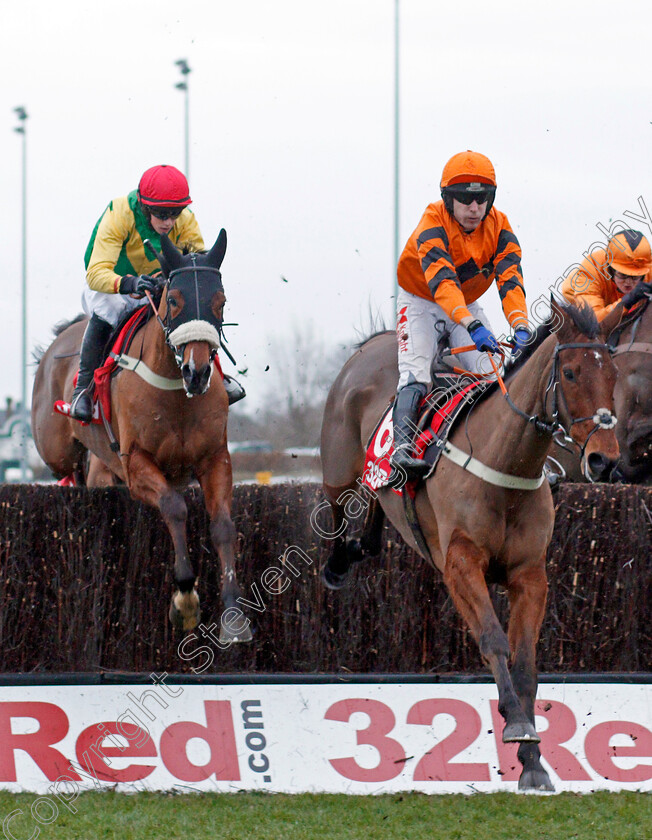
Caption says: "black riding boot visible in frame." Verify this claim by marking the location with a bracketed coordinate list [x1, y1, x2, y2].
[390, 382, 430, 481]
[69, 314, 113, 422]
[224, 375, 246, 406]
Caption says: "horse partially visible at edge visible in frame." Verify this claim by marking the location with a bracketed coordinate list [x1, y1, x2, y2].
[319, 299, 619, 791]
[31, 230, 252, 641]
[547, 295, 652, 484]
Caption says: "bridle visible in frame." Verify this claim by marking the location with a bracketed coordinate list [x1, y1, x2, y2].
[484, 340, 617, 484]
[147, 255, 226, 370]
[488, 341, 616, 487]
[608, 296, 652, 357]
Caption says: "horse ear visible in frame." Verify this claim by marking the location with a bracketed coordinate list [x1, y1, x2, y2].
[207, 229, 227, 269]
[159, 233, 182, 276]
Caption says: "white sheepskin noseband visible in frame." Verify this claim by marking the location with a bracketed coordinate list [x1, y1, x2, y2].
[168, 319, 221, 349]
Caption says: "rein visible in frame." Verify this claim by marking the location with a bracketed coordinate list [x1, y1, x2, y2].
[442, 338, 617, 488]
[609, 297, 652, 357]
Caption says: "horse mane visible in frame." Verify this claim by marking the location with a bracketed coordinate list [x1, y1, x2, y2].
[33, 313, 87, 365]
[354, 329, 394, 350]
[441, 300, 601, 424]
[503, 299, 599, 382]
[53, 313, 86, 337]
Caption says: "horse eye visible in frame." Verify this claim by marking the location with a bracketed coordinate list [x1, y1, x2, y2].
[168, 296, 179, 309]
[563, 368, 576, 382]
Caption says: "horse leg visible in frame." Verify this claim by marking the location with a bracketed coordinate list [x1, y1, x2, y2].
[444, 531, 539, 743]
[321, 482, 381, 590]
[507, 560, 554, 791]
[198, 457, 252, 644]
[126, 445, 200, 631]
[360, 496, 385, 557]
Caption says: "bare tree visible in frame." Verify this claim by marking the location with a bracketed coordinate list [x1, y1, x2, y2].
[259, 321, 352, 448]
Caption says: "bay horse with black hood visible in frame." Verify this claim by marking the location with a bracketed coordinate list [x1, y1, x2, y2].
[32, 230, 251, 642]
[320, 299, 619, 791]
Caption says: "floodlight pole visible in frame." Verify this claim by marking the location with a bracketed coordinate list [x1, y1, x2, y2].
[174, 59, 191, 178]
[13, 107, 28, 482]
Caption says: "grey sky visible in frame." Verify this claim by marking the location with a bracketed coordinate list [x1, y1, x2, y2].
[2, 0, 652, 414]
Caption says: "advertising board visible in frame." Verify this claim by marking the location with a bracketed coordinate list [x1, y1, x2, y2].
[0, 680, 650, 798]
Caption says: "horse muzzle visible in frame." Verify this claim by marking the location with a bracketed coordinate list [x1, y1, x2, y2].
[181, 358, 213, 397]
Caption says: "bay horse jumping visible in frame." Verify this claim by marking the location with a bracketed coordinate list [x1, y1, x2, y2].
[320, 299, 619, 791]
[31, 230, 252, 641]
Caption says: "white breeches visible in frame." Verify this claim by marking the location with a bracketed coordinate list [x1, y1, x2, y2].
[82, 286, 145, 327]
[396, 287, 497, 388]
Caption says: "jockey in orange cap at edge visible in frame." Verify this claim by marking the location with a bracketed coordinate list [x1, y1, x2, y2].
[391, 150, 532, 480]
[560, 229, 652, 322]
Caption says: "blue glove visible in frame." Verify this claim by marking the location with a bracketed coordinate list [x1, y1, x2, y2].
[467, 320, 499, 353]
[512, 327, 531, 352]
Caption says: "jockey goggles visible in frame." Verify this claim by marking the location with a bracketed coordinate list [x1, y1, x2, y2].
[448, 189, 491, 206]
[148, 206, 184, 220]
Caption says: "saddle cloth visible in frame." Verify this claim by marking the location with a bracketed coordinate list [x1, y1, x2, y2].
[54, 307, 150, 425]
[361, 373, 491, 495]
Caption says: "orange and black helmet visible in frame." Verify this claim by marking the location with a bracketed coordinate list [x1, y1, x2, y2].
[440, 150, 497, 219]
[137, 164, 192, 209]
[606, 230, 652, 276]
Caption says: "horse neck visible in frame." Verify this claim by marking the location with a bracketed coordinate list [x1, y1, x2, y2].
[468, 336, 557, 476]
[135, 315, 179, 378]
[617, 301, 652, 347]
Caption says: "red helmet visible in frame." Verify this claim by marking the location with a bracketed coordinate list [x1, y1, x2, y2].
[137, 164, 191, 208]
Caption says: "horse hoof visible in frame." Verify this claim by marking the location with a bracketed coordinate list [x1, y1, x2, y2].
[502, 720, 540, 743]
[519, 769, 555, 792]
[169, 590, 200, 631]
[321, 564, 349, 590]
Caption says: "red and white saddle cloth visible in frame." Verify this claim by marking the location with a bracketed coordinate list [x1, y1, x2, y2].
[361, 375, 491, 496]
[54, 308, 151, 426]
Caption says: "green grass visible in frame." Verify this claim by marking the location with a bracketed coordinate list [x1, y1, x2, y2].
[0, 791, 650, 840]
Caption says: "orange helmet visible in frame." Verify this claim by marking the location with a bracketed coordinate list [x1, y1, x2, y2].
[440, 150, 496, 188]
[440, 151, 497, 219]
[606, 230, 652, 276]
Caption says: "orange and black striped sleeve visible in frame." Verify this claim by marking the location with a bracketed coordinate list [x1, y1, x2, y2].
[415, 224, 458, 293]
[493, 224, 527, 328]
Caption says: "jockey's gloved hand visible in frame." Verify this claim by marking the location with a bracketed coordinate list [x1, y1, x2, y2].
[512, 327, 531, 352]
[621, 281, 652, 309]
[468, 320, 499, 353]
[119, 274, 158, 297]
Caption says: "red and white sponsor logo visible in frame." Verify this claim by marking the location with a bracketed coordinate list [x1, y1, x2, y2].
[397, 306, 409, 354]
[361, 411, 394, 491]
[0, 684, 649, 794]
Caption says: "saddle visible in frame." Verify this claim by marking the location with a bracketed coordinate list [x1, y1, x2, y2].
[361, 371, 492, 494]
[361, 371, 492, 563]
[54, 307, 151, 426]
